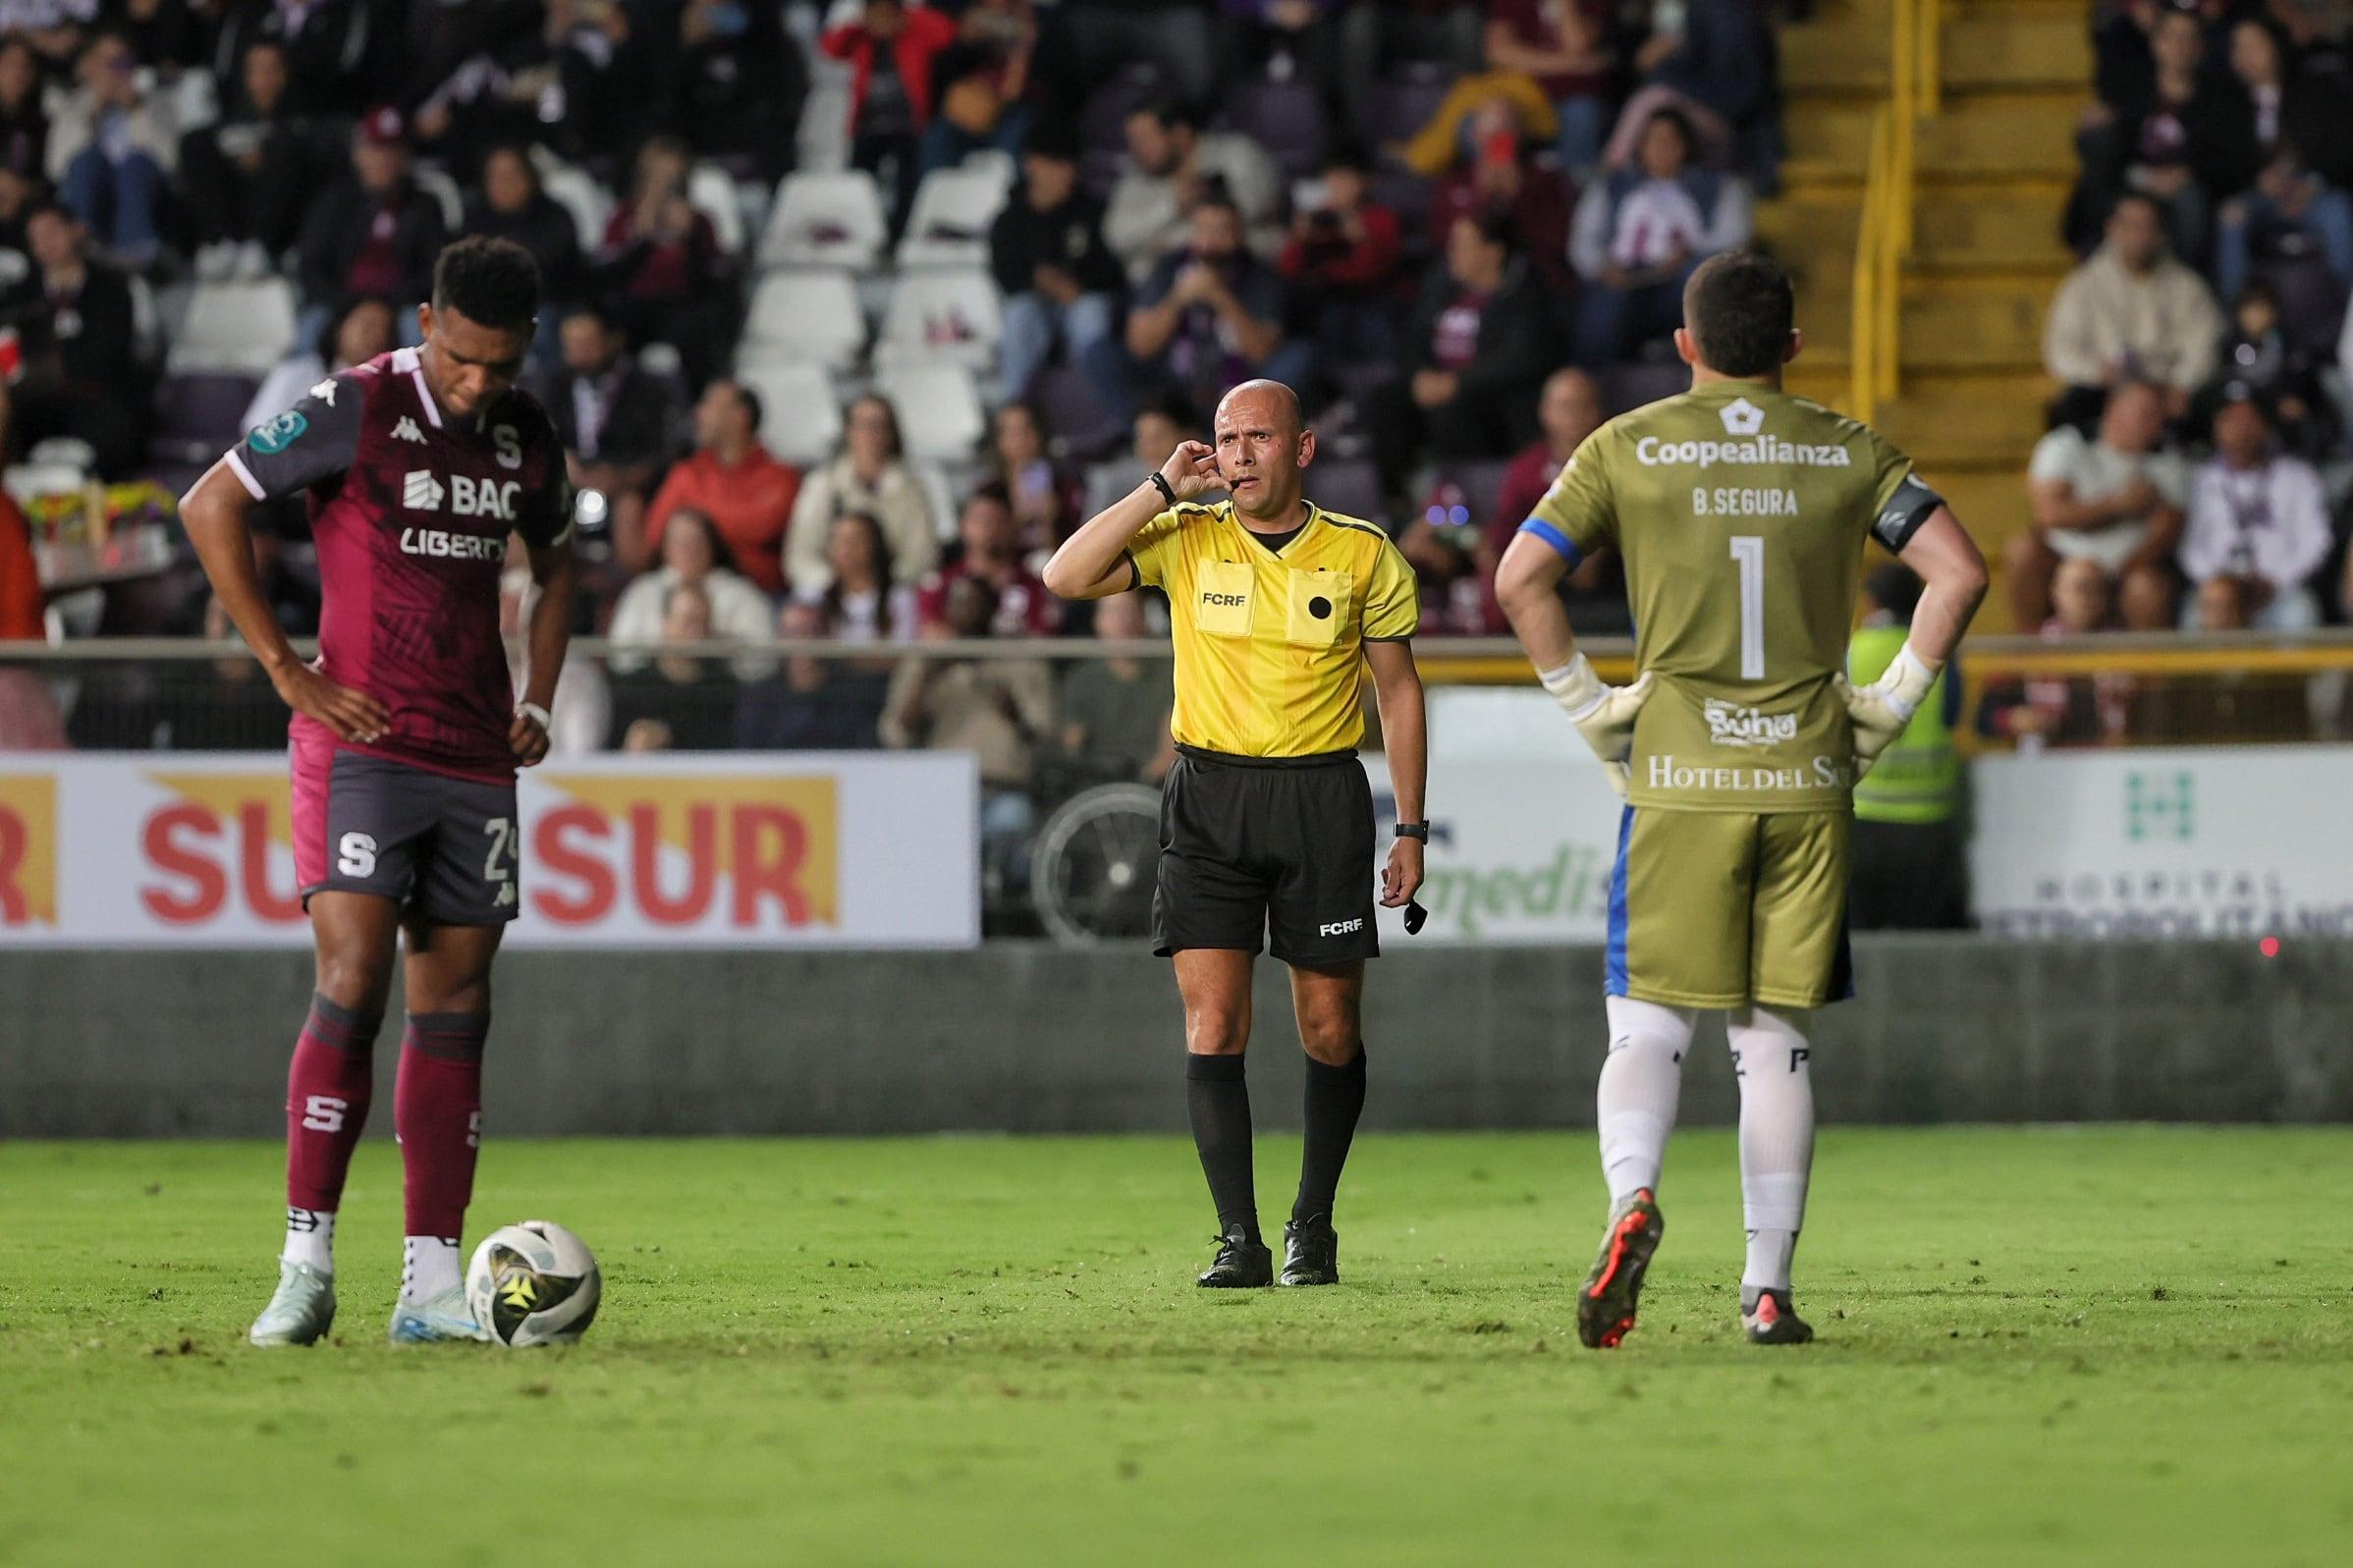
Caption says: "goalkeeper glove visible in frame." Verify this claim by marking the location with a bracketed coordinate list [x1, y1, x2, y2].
[1540, 654, 1655, 799]
[1837, 641, 1941, 780]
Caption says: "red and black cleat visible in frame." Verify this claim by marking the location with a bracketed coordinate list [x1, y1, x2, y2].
[1577, 1188, 1665, 1349]
[1740, 1286, 1815, 1346]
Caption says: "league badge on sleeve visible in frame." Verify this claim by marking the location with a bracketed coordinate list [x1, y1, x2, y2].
[248, 409, 309, 454]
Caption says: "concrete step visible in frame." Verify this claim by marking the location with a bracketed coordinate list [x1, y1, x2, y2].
[1793, 281, 2052, 375]
[1758, 192, 2070, 278]
[1781, 9, 2092, 95]
[1781, 90, 2082, 187]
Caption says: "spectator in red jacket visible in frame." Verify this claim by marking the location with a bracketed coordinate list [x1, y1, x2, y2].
[0, 489, 43, 641]
[1280, 145, 1404, 368]
[641, 379, 802, 595]
[823, 0, 959, 228]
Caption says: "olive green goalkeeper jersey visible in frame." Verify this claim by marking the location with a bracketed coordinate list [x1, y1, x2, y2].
[1521, 378, 1943, 813]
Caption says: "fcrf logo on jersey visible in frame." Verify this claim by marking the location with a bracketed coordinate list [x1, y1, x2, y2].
[493, 425, 522, 470]
[403, 469, 520, 520]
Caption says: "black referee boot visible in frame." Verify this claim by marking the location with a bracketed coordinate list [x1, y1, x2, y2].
[1197, 1222, 1274, 1287]
[1279, 1214, 1339, 1287]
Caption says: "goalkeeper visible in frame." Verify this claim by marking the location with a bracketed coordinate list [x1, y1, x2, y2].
[1494, 252, 1988, 1350]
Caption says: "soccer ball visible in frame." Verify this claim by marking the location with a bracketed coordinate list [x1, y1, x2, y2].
[466, 1220, 601, 1347]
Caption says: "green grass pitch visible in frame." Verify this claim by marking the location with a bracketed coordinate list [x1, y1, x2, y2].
[3, 1128, 2350, 1566]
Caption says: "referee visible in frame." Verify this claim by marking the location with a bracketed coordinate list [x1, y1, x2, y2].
[1044, 380, 1429, 1288]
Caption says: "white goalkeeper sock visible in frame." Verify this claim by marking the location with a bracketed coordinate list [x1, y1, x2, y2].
[1730, 1004, 1816, 1291]
[282, 1207, 335, 1273]
[1597, 996, 1694, 1202]
[401, 1235, 463, 1304]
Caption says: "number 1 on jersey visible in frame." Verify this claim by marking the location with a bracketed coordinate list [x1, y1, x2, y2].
[1729, 536, 1766, 680]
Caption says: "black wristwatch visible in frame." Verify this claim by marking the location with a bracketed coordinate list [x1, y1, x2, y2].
[1394, 822, 1430, 842]
[1147, 471, 1177, 506]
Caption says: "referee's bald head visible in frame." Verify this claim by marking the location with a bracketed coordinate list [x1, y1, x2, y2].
[1217, 379, 1305, 441]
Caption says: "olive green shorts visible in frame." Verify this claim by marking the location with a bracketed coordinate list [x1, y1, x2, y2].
[1606, 807, 1853, 1010]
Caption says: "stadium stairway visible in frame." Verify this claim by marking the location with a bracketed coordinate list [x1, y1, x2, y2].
[1759, 0, 2091, 629]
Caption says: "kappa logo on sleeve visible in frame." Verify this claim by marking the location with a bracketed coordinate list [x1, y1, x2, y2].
[310, 378, 338, 406]
[392, 415, 425, 445]
[247, 409, 308, 455]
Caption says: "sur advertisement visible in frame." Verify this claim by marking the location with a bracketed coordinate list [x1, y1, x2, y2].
[0, 752, 979, 948]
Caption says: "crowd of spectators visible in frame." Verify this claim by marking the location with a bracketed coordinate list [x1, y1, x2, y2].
[0, 0, 1791, 791]
[2035, 0, 2353, 647]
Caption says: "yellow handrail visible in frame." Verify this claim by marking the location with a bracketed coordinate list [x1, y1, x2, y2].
[1848, 0, 1940, 423]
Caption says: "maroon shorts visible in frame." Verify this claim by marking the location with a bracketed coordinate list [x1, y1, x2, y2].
[291, 734, 520, 925]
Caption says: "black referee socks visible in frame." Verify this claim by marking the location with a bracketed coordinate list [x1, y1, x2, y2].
[1185, 1053, 1259, 1244]
[1295, 1047, 1368, 1225]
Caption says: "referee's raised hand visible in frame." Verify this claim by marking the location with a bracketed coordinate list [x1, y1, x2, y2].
[1161, 440, 1222, 502]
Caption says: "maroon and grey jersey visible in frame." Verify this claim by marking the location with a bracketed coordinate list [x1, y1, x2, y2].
[225, 347, 571, 782]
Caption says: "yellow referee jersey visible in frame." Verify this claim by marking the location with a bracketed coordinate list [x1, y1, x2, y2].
[1125, 500, 1419, 758]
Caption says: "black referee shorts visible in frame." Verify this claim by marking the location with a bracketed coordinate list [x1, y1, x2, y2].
[1152, 745, 1379, 967]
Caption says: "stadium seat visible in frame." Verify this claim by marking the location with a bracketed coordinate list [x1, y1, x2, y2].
[166, 280, 297, 376]
[739, 271, 867, 371]
[1076, 62, 1170, 196]
[876, 267, 1003, 373]
[1351, 62, 1459, 154]
[1222, 79, 1328, 183]
[688, 162, 747, 254]
[877, 363, 986, 460]
[1307, 456, 1385, 525]
[412, 166, 464, 232]
[1601, 361, 1692, 416]
[1032, 366, 1126, 461]
[151, 372, 262, 465]
[896, 167, 1010, 269]
[960, 148, 1017, 195]
[759, 170, 888, 271]
[538, 161, 616, 255]
[1434, 459, 1513, 531]
[734, 359, 843, 467]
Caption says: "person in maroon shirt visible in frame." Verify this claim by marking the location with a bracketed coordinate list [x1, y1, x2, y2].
[916, 481, 1062, 636]
[294, 106, 448, 321]
[181, 237, 577, 1350]
[1483, 364, 1621, 631]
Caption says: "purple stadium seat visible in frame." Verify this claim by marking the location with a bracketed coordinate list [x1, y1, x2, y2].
[1434, 460, 1512, 531]
[1032, 366, 1127, 462]
[149, 372, 261, 465]
[1600, 360, 1691, 416]
[1221, 80, 1328, 184]
[1309, 456, 1386, 525]
[1351, 63, 1458, 162]
[1077, 63, 1169, 199]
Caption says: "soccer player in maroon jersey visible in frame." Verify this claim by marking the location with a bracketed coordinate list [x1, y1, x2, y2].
[180, 237, 576, 1345]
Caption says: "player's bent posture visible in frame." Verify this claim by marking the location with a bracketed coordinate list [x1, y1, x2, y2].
[180, 237, 575, 1346]
[1496, 252, 1988, 1347]
[1044, 381, 1428, 1288]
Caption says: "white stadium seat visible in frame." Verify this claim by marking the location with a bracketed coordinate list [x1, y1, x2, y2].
[688, 163, 746, 255]
[538, 162, 615, 254]
[759, 170, 888, 271]
[735, 359, 843, 467]
[876, 363, 985, 461]
[739, 271, 867, 371]
[167, 280, 297, 376]
[412, 166, 464, 232]
[876, 267, 1002, 373]
[896, 167, 1008, 269]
